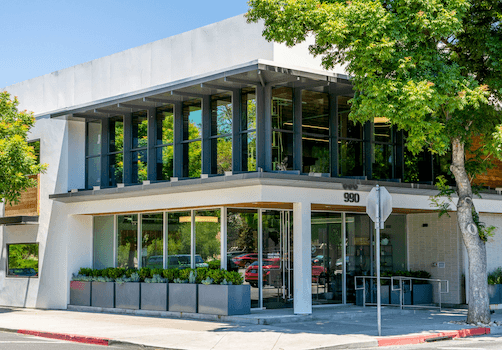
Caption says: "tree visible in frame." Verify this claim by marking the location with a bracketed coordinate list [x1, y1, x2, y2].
[0, 91, 47, 204]
[247, 0, 502, 323]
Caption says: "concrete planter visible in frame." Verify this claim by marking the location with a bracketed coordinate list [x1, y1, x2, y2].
[390, 285, 412, 305]
[115, 282, 140, 309]
[141, 283, 168, 311]
[356, 285, 389, 305]
[70, 281, 91, 306]
[168, 283, 198, 313]
[412, 284, 433, 305]
[488, 284, 502, 304]
[198, 284, 251, 316]
[91, 282, 115, 308]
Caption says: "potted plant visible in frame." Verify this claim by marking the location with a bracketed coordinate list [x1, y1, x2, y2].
[488, 267, 502, 304]
[141, 272, 169, 311]
[91, 268, 115, 308]
[168, 269, 198, 313]
[198, 269, 250, 316]
[115, 271, 141, 310]
[70, 268, 92, 306]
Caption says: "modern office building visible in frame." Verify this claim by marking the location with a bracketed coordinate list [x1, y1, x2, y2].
[1, 14, 502, 314]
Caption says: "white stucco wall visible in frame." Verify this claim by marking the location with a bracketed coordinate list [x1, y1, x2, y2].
[479, 214, 502, 274]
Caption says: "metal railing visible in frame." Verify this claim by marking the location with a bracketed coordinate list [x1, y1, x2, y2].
[354, 275, 449, 310]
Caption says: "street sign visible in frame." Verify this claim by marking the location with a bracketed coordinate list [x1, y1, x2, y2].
[366, 186, 392, 228]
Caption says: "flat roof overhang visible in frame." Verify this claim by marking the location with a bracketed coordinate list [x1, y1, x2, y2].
[0, 216, 39, 226]
[42, 59, 352, 120]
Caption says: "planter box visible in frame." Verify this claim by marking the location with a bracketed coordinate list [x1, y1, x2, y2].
[70, 281, 91, 306]
[141, 283, 168, 311]
[91, 282, 115, 308]
[412, 284, 433, 305]
[198, 284, 251, 316]
[168, 283, 198, 313]
[488, 284, 502, 304]
[390, 285, 412, 305]
[115, 282, 140, 309]
[356, 284, 389, 305]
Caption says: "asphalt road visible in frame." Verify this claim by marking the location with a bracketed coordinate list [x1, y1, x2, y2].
[0, 331, 134, 350]
[364, 336, 502, 350]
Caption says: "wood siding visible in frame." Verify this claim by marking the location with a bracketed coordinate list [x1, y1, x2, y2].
[4, 175, 39, 217]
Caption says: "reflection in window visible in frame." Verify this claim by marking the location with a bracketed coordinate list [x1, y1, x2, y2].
[86, 121, 101, 188]
[167, 212, 191, 269]
[132, 150, 148, 184]
[339, 140, 364, 176]
[132, 111, 148, 149]
[141, 213, 164, 269]
[272, 131, 294, 170]
[87, 121, 101, 157]
[87, 157, 101, 189]
[108, 153, 123, 186]
[156, 105, 174, 181]
[117, 214, 138, 269]
[195, 209, 221, 265]
[372, 143, 393, 180]
[183, 99, 202, 140]
[156, 146, 173, 181]
[108, 116, 124, 186]
[183, 141, 201, 178]
[213, 137, 232, 174]
[303, 136, 329, 173]
[210, 94, 232, 174]
[272, 87, 293, 131]
[93, 216, 114, 269]
[227, 208, 258, 308]
[404, 149, 433, 183]
[109, 117, 124, 153]
[7, 243, 38, 277]
[242, 132, 256, 171]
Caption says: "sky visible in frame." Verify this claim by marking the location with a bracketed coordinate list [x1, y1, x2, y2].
[0, 0, 251, 88]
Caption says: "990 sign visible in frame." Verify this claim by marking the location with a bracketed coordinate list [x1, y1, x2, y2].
[344, 192, 360, 203]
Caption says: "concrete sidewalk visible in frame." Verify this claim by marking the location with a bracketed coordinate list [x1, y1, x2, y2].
[0, 306, 499, 349]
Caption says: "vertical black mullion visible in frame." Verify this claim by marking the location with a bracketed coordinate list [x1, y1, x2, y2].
[147, 107, 156, 181]
[100, 118, 109, 188]
[293, 88, 302, 171]
[202, 96, 211, 175]
[364, 122, 373, 179]
[232, 89, 242, 172]
[123, 113, 132, 184]
[173, 101, 183, 178]
[330, 94, 339, 177]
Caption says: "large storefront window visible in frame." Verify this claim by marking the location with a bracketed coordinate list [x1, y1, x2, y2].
[141, 213, 164, 269]
[117, 214, 138, 269]
[195, 209, 221, 266]
[167, 211, 192, 269]
[93, 216, 114, 269]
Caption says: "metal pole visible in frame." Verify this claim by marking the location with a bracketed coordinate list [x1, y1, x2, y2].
[376, 185, 382, 336]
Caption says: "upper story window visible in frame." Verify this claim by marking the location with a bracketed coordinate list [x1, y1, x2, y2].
[131, 111, 148, 184]
[302, 90, 329, 174]
[210, 93, 232, 174]
[156, 105, 174, 181]
[371, 117, 396, 180]
[241, 88, 256, 172]
[272, 87, 294, 170]
[108, 116, 124, 186]
[338, 96, 364, 177]
[86, 120, 101, 188]
[182, 99, 202, 178]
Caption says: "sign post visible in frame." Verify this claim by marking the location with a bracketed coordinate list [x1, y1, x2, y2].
[366, 185, 392, 337]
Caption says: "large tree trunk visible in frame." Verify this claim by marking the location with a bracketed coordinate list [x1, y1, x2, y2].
[450, 139, 490, 324]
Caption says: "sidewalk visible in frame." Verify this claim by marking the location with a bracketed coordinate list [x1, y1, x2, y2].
[0, 305, 499, 349]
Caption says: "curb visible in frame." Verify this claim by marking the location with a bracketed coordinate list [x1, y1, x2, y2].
[377, 327, 491, 347]
[17, 330, 110, 346]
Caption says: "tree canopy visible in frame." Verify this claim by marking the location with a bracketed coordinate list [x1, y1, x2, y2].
[0, 91, 47, 204]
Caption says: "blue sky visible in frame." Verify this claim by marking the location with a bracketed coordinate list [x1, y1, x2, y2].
[1, 1, 250, 88]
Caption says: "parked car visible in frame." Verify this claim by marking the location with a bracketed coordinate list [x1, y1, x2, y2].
[232, 253, 259, 268]
[165, 254, 208, 269]
[245, 260, 326, 287]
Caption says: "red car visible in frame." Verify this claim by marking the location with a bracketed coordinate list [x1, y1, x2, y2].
[245, 260, 326, 287]
[232, 253, 258, 268]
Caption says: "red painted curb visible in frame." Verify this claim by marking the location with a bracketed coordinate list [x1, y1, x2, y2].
[378, 327, 490, 347]
[17, 329, 110, 346]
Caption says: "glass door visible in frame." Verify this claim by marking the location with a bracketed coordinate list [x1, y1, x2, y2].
[262, 210, 293, 309]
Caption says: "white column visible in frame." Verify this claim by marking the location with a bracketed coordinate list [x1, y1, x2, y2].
[293, 201, 312, 315]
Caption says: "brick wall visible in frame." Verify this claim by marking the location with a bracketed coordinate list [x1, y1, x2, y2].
[407, 213, 463, 305]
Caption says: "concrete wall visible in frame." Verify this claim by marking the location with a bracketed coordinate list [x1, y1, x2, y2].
[407, 213, 463, 305]
[479, 214, 502, 274]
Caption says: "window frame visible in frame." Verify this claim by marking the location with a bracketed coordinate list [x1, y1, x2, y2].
[6, 242, 39, 279]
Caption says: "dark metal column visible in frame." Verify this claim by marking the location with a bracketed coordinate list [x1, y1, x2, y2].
[293, 88, 303, 171]
[173, 101, 183, 178]
[147, 107, 156, 181]
[330, 94, 339, 177]
[256, 84, 273, 171]
[201, 95, 211, 175]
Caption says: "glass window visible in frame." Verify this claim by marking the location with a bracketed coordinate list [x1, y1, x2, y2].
[242, 88, 256, 131]
[156, 145, 173, 181]
[338, 97, 362, 140]
[7, 243, 38, 277]
[167, 211, 192, 269]
[373, 117, 392, 143]
[311, 212, 343, 304]
[339, 140, 364, 177]
[272, 131, 294, 170]
[433, 150, 454, 184]
[302, 91, 329, 136]
[109, 116, 124, 153]
[87, 121, 101, 157]
[141, 213, 164, 269]
[227, 208, 259, 308]
[372, 143, 393, 180]
[211, 94, 232, 136]
[242, 132, 256, 171]
[272, 87, 293, 131]
[132, 150, 147, 184]
[93, 216, 114, 269]
[212, 137, 232, 174]
[132, 111, 148, 150]
[156, 105, 174, 145]
[117, 214, 138, 269]
[183, 99, 202, 140]
[108, 153, 123, 186]
[183, 141, 201, 178]
[195, 209, 221, 266]
[303, 136, 330, 174]
[404, 149, 433, 183]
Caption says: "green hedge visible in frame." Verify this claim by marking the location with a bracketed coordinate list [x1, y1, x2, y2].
[76, 266, 243, 285]
[488, 267, 502, 285]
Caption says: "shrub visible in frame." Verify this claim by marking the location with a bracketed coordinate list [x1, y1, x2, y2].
[162, 268, 180, 281]
[488, 267, 502, 285]
[207, 260, 221, 270]
[78, 268, 93, 276]
[138, 267, 151, 281]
